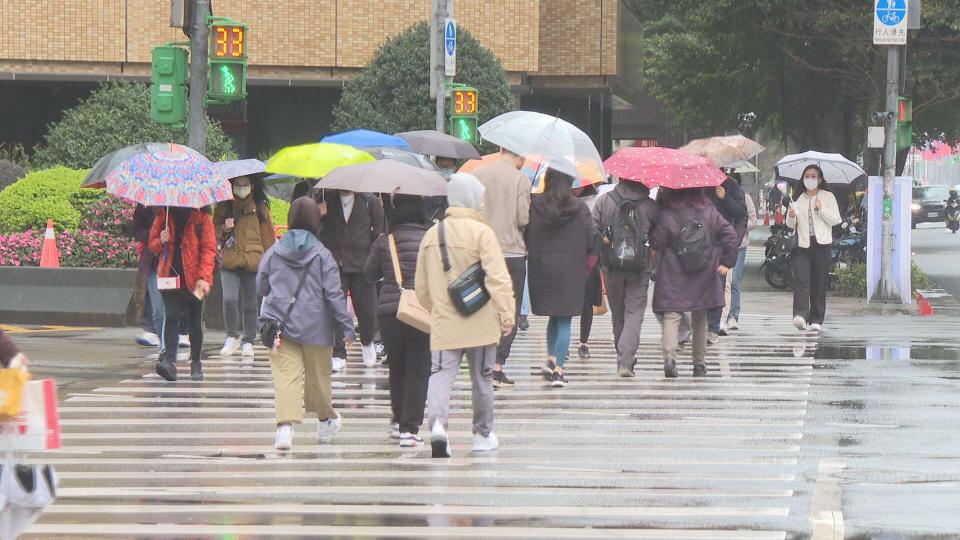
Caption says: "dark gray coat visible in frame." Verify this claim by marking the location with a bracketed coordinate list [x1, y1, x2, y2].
[363, 223, 430, 318]
[319, 192, 386, 273]
[257, 229, 356, 347]
[525, 197, 594, 317]
[650, 195, 739, 313]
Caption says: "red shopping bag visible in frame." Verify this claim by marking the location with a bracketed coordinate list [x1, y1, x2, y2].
[0, 379, 60, 451]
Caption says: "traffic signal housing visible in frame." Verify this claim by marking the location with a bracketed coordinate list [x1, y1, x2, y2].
[150, 46, 188, 125]
[897, 96, 912, 150]
[449, 85, 478, 144]
[207, 20, 248, 103]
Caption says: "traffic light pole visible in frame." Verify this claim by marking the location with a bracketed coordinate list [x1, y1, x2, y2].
[432, 0, 447, 133]
[187, 0, 210, 153]
[874, 45, 901, 303]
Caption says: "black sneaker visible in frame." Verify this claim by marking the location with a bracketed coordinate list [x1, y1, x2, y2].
[693, 364, 708, 377]
[155, 354, 177, 382]
[578, 344, 591, 359]
[374, 341, 386, 359]
[541, 359, 557, 379]
[518, 315, 529, 331]
[664, 362, 679, 378]
[678, 340, 688, 350]
[492, 371, 515, 388]
[551, 371, 568, 388]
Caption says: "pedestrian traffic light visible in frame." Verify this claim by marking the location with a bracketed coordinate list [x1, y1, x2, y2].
[897, 96, 913, 150]
[150, 45, 188, 125]
[449, 85, 478, 144]
[207, 19, 248, 103]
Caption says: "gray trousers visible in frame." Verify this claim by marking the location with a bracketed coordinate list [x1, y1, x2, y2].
[221, 269, 258, 344]
[427, 345, 496, 437]
[603, 269, 650, 370]
[662, 310, 708, 367]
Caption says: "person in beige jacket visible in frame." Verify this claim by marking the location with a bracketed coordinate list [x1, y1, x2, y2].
[415, 173, 515, 458]
[785, 165, 841, 332]
[470, 148, 530, 387]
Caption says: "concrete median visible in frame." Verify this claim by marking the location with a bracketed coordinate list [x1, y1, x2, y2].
[0, 267, 138, 327]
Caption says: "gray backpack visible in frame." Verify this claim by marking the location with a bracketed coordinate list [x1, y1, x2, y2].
[675, 209, 713, 273]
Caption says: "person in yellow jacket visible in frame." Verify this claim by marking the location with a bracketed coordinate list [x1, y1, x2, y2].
[214, 174, 276, 362]
[415, 173, 515, 458]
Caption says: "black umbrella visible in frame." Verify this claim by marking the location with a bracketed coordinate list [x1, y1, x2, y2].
[395, 130, 482, 160]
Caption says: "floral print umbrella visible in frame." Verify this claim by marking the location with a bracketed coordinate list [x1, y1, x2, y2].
[103, 143, 232, 208]
[603, 147, 727, 189]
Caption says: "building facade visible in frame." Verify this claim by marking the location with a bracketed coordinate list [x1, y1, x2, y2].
[0, 0, 676, 157]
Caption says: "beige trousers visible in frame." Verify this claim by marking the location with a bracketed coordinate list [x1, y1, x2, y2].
[269, 339, 336, 424]
[720, 271, 734, 327]
[661, 310, 708, 367]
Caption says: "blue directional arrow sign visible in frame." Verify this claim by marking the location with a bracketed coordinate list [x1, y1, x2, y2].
[444, 18, 456, 77]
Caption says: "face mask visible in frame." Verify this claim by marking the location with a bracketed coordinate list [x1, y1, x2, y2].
[803, 178, 819, 191]
[233, 185, 252, 199]
[440, 168, 454, 176]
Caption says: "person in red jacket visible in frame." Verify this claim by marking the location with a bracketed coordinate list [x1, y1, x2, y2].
[149, 207, 218, 382]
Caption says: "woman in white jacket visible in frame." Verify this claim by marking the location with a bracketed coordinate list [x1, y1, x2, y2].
[785, 165, 841, 332]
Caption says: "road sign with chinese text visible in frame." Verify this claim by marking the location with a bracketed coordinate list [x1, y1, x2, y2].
[874, 0, 908, 45]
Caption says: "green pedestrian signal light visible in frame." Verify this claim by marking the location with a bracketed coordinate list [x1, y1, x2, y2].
[209, 62, 244, 99]
[150, 45, 188, 125]
[451, 116, 478, 144]
[206, 19, 248, 104]
[449, 85, 478, 145]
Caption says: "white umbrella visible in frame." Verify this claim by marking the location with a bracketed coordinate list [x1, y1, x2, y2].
[775, 151, 866, 185]
[216, 159, 266, 180]
[478, 111, 605, 181]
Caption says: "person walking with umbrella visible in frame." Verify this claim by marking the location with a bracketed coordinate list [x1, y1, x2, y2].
[526, 166, 596, 387]
[214, 173, 276, 362]
[785, 165, 841, 332]
[149, 206, 218, 381]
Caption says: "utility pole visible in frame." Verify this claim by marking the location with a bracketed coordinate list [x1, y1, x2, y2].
[874, 45, 901, 303]
[187, 0, 210, 152]
[430, 0, 453, 133]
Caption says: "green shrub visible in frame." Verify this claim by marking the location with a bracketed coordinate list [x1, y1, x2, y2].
[32, 82, 236, 169]
[269, 197, 290, 227]
[0, 167, 96, 232]
[832, 261, 937, 297]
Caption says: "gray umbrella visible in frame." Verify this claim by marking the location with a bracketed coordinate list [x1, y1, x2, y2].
[396, 130, 482, 160]
[316, 160, 447, 196]
[216, 159, 266, 180]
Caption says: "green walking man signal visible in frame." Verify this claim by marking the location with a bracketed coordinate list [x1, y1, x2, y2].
[449, 85, 479, 144]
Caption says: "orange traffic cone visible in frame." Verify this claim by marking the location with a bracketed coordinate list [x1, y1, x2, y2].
[763, 211, 770, 226]
[39, 219, 60, 268]
[916, 292, 934, 316]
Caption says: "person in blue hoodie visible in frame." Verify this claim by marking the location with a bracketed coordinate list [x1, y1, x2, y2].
[257, 197, 356, 451]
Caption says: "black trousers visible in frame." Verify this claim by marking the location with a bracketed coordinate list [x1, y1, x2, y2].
[334, 271, 378, 358]
[580, 266, 602, 343]
[792, 242, 832, 325]
[496, 256, 526, 365]
[380, 315, 431, 434]
[161, 290, 204, 362]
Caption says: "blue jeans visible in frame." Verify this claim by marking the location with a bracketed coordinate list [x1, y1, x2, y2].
[146, 271, 166, 351]
[730, 247, 748, 321]
[546, 316, 573, 368]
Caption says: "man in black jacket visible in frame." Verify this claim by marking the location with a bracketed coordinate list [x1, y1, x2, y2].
[705, 175, 748, 343]
[320, 189, 386, 368]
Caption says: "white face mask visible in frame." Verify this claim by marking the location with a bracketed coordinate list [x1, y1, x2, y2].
[233, 185, 252, 199]
[803, 178, 819, 191]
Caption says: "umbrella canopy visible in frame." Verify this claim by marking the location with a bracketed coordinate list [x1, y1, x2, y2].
[728, 160, 760, 174]
[368, 147, 442, 171]
[604, 147, 727, 189]
[265, 143, 375, 179]
[83, 142, 171, 188]
[459, 152, 603, 189]
[774, 150, 866, 185]
[316, 160, 447, 196]
[216, 158, 266, 180]
[104, 143, 231, 208]
[321, 129, 412, 150]
[396, 130, 482, 160]
[478, 111, 605, 181]
[680, 135, 765, 168]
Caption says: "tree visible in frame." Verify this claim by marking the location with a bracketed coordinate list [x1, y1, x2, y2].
[32, 82, 236, 169]
[627, 0, 960, 165]
[331, 22, 515, 135]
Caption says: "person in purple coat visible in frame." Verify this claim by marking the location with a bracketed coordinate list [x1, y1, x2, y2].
[651, 187, 739, 378]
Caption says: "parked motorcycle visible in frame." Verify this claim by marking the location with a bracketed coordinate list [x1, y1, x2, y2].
[832, 215, 866, 269]
[762, 223, 796, 290]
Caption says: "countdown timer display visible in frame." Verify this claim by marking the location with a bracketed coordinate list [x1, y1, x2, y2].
[452, 89, 477, 116]
[211, 25, 246, 59]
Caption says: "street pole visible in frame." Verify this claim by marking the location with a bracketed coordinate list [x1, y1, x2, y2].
[432, 0, 448, 133]
[875, 45, 901, 302]
[187, 0, 210, 153]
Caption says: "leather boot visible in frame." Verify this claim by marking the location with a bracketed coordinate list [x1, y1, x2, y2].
[663, 361, 679, 379]
[190, 358, 204, 381]
[155, 353, 177, 382]
[693, 363, 708, 377]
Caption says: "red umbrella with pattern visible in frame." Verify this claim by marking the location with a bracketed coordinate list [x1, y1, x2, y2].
[603, 147, 727, 189]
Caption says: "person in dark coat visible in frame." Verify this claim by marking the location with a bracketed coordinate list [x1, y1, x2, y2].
[705, 176, 748, 341]
[525, 167, 595, 388]
[319, 189, 386, 368]
[651, 187, 739, 378]
[364, 195, 432, 447]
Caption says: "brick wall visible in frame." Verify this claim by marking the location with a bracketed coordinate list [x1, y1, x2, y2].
[537, 0, 617, 76]
[2, 0, 125, 62]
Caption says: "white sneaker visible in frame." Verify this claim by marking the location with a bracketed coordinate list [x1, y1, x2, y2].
[317, 412, 342, 443]
[809, 323, 822, 332]
[726, 318, 739, 331]
[793, 316, 807, 330]
[399, 432, 424, 447]
[331, 357, 347, 372]
[362, 343, 378, 368]
[178, 334, 191, 349]
[431, 420, 452, 458]
[220, 337, 241, 357]
[136, 332, 160, 347]
[241, 343, 255, 363]
[388, 422, 400, 440]
[472, 432, 499, 452]
[274, 424, 293, 451]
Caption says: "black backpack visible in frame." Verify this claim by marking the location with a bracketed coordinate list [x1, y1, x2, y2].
[605, 192, 651, 273]
[674, 209, 713, 273]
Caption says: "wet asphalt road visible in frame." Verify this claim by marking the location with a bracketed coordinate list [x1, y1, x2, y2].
[6, 289, 960, 538]
[913, 222, 960, 297]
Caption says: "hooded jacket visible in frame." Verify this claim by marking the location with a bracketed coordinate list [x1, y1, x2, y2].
[148, 209, 218, 294]
[214, 196, 276, 272]
[256, 229, 355, 347]
[526, 195, 594, 316]
[364, 222, 431, 319]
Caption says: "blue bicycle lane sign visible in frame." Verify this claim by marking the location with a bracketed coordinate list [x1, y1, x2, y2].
[874, 0, 908, 45]
[876, 0, 907, 25]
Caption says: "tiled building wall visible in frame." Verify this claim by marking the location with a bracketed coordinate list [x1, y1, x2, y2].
[537, 0, 617, 76]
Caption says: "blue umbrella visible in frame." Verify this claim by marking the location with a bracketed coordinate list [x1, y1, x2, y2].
[321, 129, 412, 150]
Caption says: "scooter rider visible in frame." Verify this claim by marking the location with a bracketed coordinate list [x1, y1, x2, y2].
[946, 189, 960, 234]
